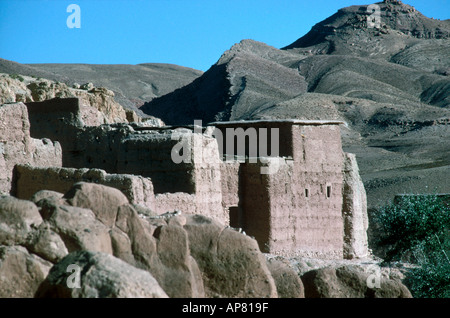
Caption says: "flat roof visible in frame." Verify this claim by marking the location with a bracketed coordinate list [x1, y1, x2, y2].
[208, 119, 346, 126]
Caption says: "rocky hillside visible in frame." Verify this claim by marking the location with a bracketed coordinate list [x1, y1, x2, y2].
[0, 73, 130, 124]
[140, 0, 450, 207]
[0, 58, 203, 116]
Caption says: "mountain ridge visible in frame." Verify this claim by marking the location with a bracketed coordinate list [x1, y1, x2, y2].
[139, 0, 450, 207]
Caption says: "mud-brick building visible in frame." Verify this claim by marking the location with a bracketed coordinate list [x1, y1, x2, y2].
[213, 120, 353, 259]
[4, 98, 368, 260]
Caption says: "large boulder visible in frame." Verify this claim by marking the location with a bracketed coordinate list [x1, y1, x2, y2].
[151, 221, 205, 298]
[301, 265, 412, 298]
[38, 198, 112, 254]
[114, 205, 205, 298]
[35, 251, 168, 298]
[0, 245, 52, 298]
[25, 222, 69, 263]
[30, 190, 65, 205]
[266, 257, 304, 298]
[64, 182, 129, 227]
[0, 195, 42, 246]
[183, 214, 278, 298]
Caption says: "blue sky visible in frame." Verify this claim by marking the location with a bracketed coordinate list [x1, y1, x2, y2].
[0, 0, 448, 71]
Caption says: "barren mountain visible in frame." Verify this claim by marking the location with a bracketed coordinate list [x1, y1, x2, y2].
[141, 0, 450, 208]
[0, 58, 203, 116]
[140, 40, 308, 124]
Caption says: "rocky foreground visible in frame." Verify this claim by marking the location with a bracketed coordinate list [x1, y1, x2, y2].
[0, 182, 411, 298]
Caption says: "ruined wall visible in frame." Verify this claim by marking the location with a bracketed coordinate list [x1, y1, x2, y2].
[238, 160, 274, 252]
[13, 165, 155, 208]
[150, 130, 226, 223]
[342, 152, 369, 259]
[24, 98, 155, 170]
[0, 102, 62, 195]
[25, 98, 87, 168]
[18, 98, 226, 222]
[117, 129, 195, 194]
[220, 161, 240, 210]
[153, 192, 225, 222]
[69, 124, 131, 172]
[235, 122, 345, 259]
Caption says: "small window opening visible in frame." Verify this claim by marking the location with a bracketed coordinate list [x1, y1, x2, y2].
[327, 186, 332, 198]
[305, 189, 309, 198]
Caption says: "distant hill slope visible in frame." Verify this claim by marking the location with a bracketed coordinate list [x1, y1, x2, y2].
[0, 58, 203, 116]
[140, 0, 450, 207]
[140, 40, 308, 124]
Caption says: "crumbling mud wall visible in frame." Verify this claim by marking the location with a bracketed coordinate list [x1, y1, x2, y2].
[342, 153, 369, 259]
[147, 130, 225, 223]
[24, 98, 163, 170]
[25, 98, 129, 169]
[220, 161, 240, 211]
[216, 121, 347, 259]
[117, 129, 196, 194]
[13, 165, 155, 208]
[12, 99, 227, 223]
[0, 102, 62, 195]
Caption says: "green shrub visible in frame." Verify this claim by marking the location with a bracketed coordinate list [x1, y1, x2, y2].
[405, 247, 450, 298]
[374, 194, 450, 297]
[9, 73, 25, 82]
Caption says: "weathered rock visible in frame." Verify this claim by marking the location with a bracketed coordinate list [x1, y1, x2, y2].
[0, 245, 52, 298]
[266, 257, 305, 298]
[26, 79, 127, 124]
[301, 265, 412, 298]
[80, 82, 94, 91]
[131, 203, 157, 218]
[64, 182, 129, 228]
[342, 152, 369, 259]
[183, 214, 278, 298]
[0, 73, 130, 125]
[34, 194, 68, 219]
[152, 222, 205, 298]
[0, 74, 32, 104]
[30, 190, 64, 205]
[40, 199, 112, 254]
[114, 204, 205, 298]
[109, 227, 136, 266]
[25, 222, 69, 263]
[0, 195, 42, 245]
[35, 251, 169, 298]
